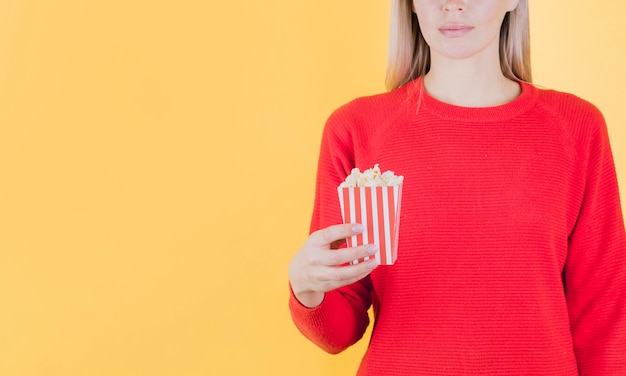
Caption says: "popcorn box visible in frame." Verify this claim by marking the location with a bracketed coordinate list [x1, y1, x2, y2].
[337, 183, 403, 265]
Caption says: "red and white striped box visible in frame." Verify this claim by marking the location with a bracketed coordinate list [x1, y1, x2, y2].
[337, 184, 403, 265]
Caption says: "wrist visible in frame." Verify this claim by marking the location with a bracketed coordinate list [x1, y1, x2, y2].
[289, 282, 324, 308]
[294, 291, 325, 309]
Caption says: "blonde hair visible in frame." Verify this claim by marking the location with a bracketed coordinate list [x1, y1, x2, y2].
[385, 0, 532, 91]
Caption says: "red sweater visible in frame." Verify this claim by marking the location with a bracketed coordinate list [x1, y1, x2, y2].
[289, 78, 626, 375]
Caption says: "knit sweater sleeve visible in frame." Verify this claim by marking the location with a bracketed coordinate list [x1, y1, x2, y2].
[289, 103, 374, 354]
[565, 104, 626, 375]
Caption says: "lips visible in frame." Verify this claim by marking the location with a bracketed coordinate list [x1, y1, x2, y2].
[439, 24, 474, 38]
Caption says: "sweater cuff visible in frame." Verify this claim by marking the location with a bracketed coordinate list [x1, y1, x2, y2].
[289, 284, 350, 353]
[289, 282, 341, 332]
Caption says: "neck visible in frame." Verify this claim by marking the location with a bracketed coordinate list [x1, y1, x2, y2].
[424, 51, 521, 108]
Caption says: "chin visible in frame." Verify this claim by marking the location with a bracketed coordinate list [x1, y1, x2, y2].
[439, 49, 477, 60]
[433, 43, 492, 61]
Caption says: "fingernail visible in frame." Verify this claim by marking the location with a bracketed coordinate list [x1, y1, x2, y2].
[351, 224, 363, 233]
[366, 259, 379, 269]
[366, 245, 378, 255]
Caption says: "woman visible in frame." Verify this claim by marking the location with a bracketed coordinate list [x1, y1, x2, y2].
[288, 1, 626, 374]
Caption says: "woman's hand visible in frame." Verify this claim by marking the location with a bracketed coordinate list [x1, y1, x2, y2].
[288, 223, 379, 308]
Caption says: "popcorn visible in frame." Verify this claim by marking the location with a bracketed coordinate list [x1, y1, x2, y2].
[339, 164, 404, 187]
[337, 165, 404, 265]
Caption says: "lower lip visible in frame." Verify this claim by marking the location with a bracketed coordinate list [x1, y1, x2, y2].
[439, 27, 474, 38]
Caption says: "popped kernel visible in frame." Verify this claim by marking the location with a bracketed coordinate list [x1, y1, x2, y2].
[339, 164, 404, 187]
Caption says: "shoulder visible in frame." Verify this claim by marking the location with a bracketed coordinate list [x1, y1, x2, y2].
[529, 84, 611, 160]
[324, 82, 416, 134]
[531, 84, 606, 130]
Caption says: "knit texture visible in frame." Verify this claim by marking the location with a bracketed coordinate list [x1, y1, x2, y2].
[289, 78, 626, 375]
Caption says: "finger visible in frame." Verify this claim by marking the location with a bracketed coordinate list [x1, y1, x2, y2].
[320, 244, 379, 266]
[308, 223, 364, 248]
[316, 259, 379, 292]
[337, 262, 379, 287]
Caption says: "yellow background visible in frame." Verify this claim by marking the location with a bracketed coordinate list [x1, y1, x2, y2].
[0, 1, 624, 375]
